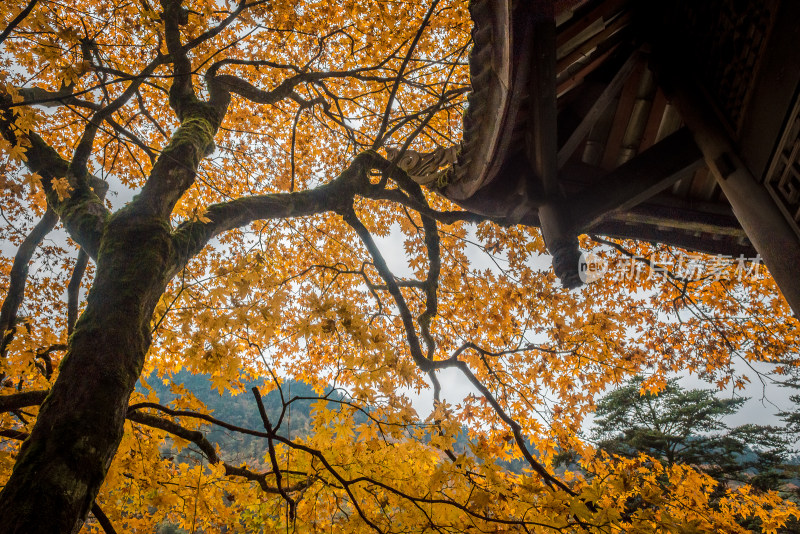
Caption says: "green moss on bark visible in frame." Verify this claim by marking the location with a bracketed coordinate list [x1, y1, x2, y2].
[0, 210, 175, 533]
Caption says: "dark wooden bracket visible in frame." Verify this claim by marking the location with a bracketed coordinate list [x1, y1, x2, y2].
[566, 127, 703, 232]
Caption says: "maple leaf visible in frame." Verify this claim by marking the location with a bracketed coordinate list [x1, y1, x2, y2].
[0, 1, 797, 533]
[6, 142, 28, 162]
[50, 176, 72, 201]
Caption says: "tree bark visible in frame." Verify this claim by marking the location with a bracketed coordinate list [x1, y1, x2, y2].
[0, 212, 173, 533]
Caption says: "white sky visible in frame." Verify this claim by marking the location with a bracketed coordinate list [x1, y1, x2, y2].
[4, 167, 793, 434]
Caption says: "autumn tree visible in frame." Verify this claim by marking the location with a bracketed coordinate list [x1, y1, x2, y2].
[591, 376, 794, 492]
[0, 1, 799, 533]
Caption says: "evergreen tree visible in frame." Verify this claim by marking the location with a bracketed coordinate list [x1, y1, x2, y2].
[591, 376, 792, 491]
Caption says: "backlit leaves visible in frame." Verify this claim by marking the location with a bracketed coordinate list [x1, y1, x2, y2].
[0, 0, 798, 532]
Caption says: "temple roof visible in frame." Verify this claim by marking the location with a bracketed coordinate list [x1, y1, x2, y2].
[395, 0, 800, 270]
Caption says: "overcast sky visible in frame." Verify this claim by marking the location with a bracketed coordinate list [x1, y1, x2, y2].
[5, 171, 793, 434]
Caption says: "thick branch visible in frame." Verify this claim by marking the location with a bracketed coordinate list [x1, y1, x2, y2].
[393, 172, 441, 359]
[0, 428, 28, 440]
[31, 135, 109, 258]
[127, 401, 268, 437]
[371, 189, 488, 225]
[170, 150, 381, 269]
[0, 95, 110, 257]
[16, 86, 97, 110]
[0, 0, 39, 46]
[161, 0, 196, 116]
[133, 102, 222, 218]
[0, 390, 47, 413]
[205, 61, 397, 117]
[208, 72, 319, 107]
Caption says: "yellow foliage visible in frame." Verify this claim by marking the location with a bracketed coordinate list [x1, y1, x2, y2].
[0, 0, 798, 532]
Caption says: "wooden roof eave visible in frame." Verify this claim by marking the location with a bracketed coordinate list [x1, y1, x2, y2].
[443, 0, 529, 201]
[393, 0, 772, 279]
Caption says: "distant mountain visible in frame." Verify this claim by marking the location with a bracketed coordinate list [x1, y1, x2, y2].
[139, 372, 541, 474]
[140, 371, 342, 464]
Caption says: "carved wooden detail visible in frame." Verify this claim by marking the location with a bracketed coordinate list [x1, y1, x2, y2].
[385, 147, 458, 187]
[443, 0, 518, 200]
[764, 98, 800, 238]
[666, 0, 779, 135]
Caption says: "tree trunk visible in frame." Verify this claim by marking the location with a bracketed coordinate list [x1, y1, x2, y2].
[0, 213, 173, 533]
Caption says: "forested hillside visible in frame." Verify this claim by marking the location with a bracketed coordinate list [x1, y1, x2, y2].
[144, 372, 337, 464]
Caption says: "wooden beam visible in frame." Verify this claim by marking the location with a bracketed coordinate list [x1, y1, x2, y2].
[606, 204, 746, 238]
[590, 221, 755, 257]
[657, 59, 800, 317]
[528, 0, 558, 197]
[600, 58, 644, 169]
[557, 41, 621, 96]
[556, 11, 630, 74]
[557, 51, 640, 168]
[529, 1, 582, 287]
[556, 0, 629, 48]
[638, 88, 668, 151]
[567, 128, 703, 231]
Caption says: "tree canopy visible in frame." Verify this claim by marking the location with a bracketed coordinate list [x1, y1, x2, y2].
[0, 0, 799, 532]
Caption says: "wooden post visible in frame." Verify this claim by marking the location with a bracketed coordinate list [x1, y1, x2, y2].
[527, 0, 558, 198]
[661, 68, 800, 317]
[528, 0, 582, 287]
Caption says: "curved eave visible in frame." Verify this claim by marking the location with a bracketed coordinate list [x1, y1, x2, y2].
[442, 0, 515, 200]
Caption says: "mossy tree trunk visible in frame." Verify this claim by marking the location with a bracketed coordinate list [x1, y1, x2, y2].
[0, 2, 385, 528]
[0, 100, 377, 532]
[0, 211, 174, 533]
[0, 44, 223, 526]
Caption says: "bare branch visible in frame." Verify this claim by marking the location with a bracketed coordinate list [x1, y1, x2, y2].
[69, 59, 163, 177]
[0, 390, 312, 496]
[0, 209, 58, 357]
[90, 502, 118, 534]
[373, 0, 441, 147]
[252, 387, 297, 519]
[0, 0, 39, 46]
[341, 206, 432, 372]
